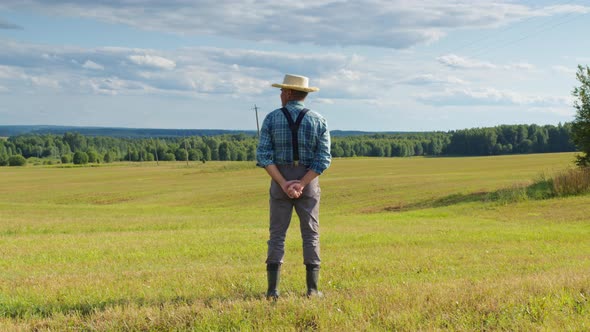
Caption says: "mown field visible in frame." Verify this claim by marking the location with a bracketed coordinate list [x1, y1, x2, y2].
[0, 153, 589, 331]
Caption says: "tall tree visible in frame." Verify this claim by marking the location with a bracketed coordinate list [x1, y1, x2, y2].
[571, 65, 590, 166]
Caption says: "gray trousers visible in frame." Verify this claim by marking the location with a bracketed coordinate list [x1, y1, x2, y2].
[267, 165, 321, 266]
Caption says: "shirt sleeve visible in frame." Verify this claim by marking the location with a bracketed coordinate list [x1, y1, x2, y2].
[309, 118, 331, 174]
[256, 114, 274, 168]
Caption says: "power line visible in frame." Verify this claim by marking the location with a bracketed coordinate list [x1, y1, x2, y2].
[446, 0, 548, 54]
[438, 0, 586, 58]
[467, 9, 586, 58]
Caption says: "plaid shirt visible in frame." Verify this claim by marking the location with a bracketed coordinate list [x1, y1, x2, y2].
[256, 101, 331, 175]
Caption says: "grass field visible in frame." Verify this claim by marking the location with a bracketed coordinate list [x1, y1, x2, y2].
[0, 153, 589, 331]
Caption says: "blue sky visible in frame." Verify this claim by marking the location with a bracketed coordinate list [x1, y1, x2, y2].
[1, 1, 589, 131]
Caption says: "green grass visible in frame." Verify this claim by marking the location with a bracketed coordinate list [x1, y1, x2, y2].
[0, 154, 589, 331]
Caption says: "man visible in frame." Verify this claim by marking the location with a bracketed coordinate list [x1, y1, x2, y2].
[256, 74, 331, 300]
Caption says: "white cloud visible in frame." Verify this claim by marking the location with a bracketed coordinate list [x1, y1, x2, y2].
[399, 74, 467, 86]
[2, 1, 588, 49]
[0, 39, 575, 118]
[0, 65, 21, 79]
[553, 65, 577, 76]
[315, 69, 375, 99]
[128, 55, 176, 70]
[0, 41, 280, 97]
[418, 88, 570, 107]
[30, 76, 60, 89]
[526, 106, 574, 117]
[81, 77, 148, 95]
[316, 98, 335, 105]
[0, 40, 370, 98]
[536, 5, 590, 16]
[438, 54, 536, 71]
[0, 65, 63, 89]
[82, 60, 104, 70]
[194, 47, 354, 77]
[437, 54, 497, 69]
[509, 62, 535, 71]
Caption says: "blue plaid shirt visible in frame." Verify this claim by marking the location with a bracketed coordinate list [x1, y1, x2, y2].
[256, 101, 331, 175]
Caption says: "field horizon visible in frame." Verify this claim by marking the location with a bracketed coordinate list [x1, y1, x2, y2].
[1, 153, 589, 331]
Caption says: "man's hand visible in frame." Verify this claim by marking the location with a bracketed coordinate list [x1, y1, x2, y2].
[287, 182, 304, 199]
[282, 180, 303, 199]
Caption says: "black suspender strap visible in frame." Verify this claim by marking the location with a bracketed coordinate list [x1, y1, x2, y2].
[281, 107, 309, 161]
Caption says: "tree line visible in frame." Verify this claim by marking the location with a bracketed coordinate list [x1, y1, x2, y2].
[0, 123, 577, 166]
[0, 133, 257, 165]
[331, 123, 574, 157]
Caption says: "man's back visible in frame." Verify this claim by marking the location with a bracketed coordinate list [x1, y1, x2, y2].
[256, 100, 331, 175]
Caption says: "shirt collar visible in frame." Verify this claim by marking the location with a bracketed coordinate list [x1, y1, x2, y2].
[286, 100, 305, 110]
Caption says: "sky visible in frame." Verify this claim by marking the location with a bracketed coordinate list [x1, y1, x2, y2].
[1, 1, 589, 132]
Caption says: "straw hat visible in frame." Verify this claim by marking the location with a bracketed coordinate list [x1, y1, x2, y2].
[272, 74, 319, 93]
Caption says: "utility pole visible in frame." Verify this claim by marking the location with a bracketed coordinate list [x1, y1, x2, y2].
[184, 139, 189, 166]
[152, 139, 159, 166]
[253, 104, 260, 138]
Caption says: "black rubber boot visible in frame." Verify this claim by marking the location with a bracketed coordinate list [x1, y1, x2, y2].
[305, 264, 323, 298]
[266, 263, 281, 300]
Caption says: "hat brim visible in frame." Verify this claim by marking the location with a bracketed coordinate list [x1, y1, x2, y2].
[272, 83, 319, 93]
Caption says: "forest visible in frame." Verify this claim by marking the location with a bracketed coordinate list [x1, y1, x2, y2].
[0, 123, 576, 165]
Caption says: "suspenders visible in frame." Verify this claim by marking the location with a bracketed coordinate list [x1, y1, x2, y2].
[280, 107, 309, 162]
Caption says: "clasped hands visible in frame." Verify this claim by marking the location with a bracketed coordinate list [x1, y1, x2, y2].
[281, 180, 304, 199]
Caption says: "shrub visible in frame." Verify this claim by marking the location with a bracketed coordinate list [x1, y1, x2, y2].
[103, 152, 114, 163]
[27, 157, 42, 166]
[175, 149, 188, 162]
[8, 155, 27, 166]
[61, 155, 72, 164]
[0, 153, 9, 166]
[552, 167, 590, 196]
[526, 174, 554, 200]
[161, 153, 176, 161]
[87, 150, 100, 163]
[189, 149, 203, 161]
[73, 151, 89, 165]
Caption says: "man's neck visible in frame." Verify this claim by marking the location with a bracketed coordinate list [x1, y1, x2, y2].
[284, 100, 304, 107]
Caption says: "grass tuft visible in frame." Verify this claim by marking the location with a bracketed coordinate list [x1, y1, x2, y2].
[487, 185, 529, 205]
[527, 167, 590, 198]
[552, 167, 590, 196]
[492, 167, 590, 204]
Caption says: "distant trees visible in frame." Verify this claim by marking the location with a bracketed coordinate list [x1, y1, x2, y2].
[0, 123, 580, 166]
[63, 132, 87, 152]
[445, 124, 574, 156]
[103, 151, 114, 163]
[329, 124, 575, 158]
[571, 65, 590, 166]
[0, 147, 8, 166]
[330, 132, 451, 158]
